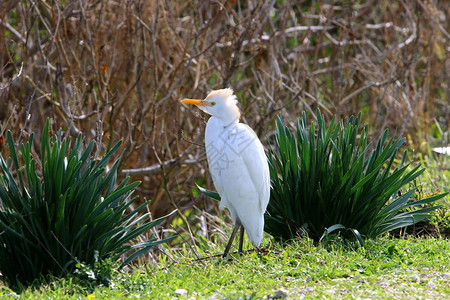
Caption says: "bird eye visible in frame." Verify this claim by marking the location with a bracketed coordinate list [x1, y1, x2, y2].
[210, 102, 216, 106]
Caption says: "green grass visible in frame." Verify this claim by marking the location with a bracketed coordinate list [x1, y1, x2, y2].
[1, 235, 449, 299]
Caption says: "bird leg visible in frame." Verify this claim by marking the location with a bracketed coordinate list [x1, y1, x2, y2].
[222, 223, 240, 258]
[238, 225, 245, 254]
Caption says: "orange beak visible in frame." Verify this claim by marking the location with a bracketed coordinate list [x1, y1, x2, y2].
[181, 99, 205, 106]
[181, 99, 215, 106]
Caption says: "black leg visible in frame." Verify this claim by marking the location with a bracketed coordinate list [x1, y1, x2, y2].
[238, 225, 244, 254]
[222, 224, 240, 258]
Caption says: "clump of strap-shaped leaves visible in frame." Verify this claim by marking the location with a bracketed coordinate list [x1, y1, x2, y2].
[0, 120, 175, 289]
[265, 111, 446, 244]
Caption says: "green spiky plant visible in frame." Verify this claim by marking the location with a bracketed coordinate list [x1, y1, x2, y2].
[265, 111, 447, 243]
[0, 120, 175, 289]
[197, 111, 447, 244]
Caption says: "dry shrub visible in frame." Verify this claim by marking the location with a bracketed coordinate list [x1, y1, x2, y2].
[0, 1, 448, 241]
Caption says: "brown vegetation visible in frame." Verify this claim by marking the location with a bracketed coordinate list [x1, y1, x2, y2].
[0, 1, 448, 234]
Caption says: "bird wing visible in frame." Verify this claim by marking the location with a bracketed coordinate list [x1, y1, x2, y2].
[237, 123, 270, 212]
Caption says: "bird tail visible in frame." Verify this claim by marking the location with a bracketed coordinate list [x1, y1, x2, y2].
[241, 214, 264, 247]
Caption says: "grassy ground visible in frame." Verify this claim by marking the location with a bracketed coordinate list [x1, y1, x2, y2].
[1, 236, 449, 299]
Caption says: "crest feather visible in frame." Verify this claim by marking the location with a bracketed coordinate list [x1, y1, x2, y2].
[205, 88, 234, 100]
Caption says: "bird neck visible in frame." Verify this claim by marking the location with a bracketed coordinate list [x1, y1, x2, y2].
[205, 116, 238, 141]
[215, 104, 241, 126]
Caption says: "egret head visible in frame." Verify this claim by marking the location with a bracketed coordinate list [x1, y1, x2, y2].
[181, 88, 241, 123]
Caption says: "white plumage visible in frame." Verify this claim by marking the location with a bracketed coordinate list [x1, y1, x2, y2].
[181, 88, 270, 256]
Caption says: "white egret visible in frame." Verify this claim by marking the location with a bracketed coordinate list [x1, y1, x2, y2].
[181, 88, 270, 257]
